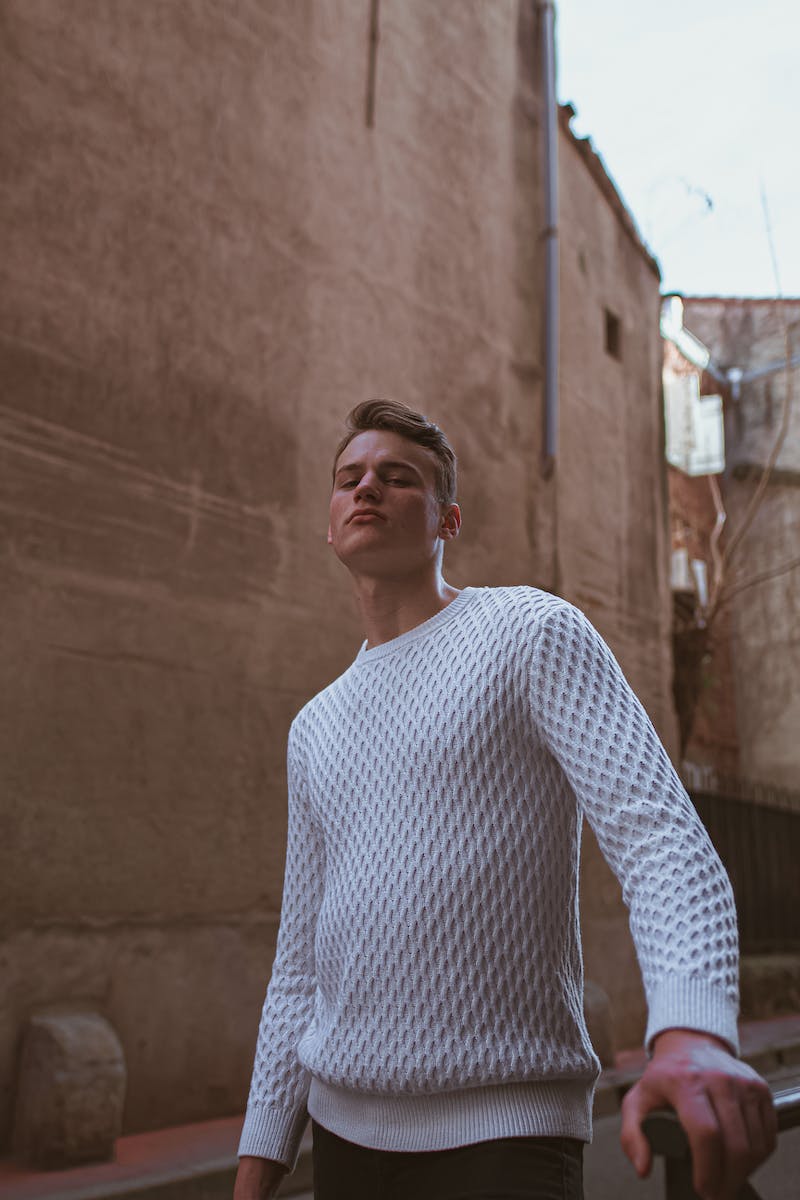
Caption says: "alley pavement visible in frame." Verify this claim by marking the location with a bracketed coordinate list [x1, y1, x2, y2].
[1, 1013, 798, 1200]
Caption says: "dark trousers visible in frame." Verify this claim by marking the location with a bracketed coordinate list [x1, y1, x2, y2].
[311, 1119, 584, 1200]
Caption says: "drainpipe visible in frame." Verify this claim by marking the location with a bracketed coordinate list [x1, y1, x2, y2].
[539, 0, 559, 479]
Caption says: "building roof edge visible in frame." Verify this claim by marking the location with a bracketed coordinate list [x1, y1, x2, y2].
[558, 103, 661, 281]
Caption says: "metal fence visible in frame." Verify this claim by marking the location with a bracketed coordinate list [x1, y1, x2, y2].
[685, 768, 800, 954]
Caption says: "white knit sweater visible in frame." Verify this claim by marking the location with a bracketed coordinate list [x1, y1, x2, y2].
[238, 586, 739, 1168]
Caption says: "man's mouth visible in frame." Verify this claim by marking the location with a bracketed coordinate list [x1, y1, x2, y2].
[348, 510, 385, 523]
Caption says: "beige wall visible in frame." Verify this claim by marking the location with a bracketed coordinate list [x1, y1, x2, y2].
[682, 299, 800, 791]
[1, 0, 669, 1143]
[558, 118, 672, 1040]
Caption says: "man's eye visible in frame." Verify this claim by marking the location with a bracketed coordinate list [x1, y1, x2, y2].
[387, 478, 409, 486]
[340, 480, 357, 489]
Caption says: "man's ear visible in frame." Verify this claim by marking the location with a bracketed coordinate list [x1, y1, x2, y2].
[327, 524, 334, 546]
[439, 503, 462, 541]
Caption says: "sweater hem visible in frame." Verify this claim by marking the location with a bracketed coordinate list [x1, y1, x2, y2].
[307, 1076, 594, 1152]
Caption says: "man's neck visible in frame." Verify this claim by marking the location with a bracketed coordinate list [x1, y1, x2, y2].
[351, 572, 461, 649]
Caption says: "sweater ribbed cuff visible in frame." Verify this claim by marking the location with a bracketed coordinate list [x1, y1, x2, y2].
[645, 976, 739, 1056]
[237, 1102, 309, 1170]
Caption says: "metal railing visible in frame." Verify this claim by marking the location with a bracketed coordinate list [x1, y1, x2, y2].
[643, 1081, 800, 1199]
[685, 769, 800, 953]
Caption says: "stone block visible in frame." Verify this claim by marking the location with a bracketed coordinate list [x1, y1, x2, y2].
[584, 979, 616, 1067]
[740, 955, 800, 1020]
[12, 1009, 126, 1167]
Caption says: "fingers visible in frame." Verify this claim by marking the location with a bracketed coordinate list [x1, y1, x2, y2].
[619, 1082, 653, 1178]
[753, 1086, 778, 1159]
[709, 1078, 777, 1198]
[698, 1082, 749, 1199]
[740, 1088, 772, 1161]
[620, 1072, 777, 1200]
[673, 1088, 726, 1200]
[673, 1077, 776, 1200]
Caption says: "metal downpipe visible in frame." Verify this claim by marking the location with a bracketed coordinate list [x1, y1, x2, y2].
[539, 0, 559, 479]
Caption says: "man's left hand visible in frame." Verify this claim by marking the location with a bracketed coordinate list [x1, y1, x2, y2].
[620, 1028, 777, 1200]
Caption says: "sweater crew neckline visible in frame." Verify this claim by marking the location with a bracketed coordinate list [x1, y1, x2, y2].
[354, 586, 479, 664]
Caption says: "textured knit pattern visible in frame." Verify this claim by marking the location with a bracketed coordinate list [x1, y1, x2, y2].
[239, 587, 739, 1167]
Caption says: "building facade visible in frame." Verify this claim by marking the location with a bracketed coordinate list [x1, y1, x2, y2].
[679, 297, 800, 791]
[1, 1, 669, 1145]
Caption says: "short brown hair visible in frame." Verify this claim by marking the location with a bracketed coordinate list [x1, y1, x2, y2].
[333, 400, 457, 505]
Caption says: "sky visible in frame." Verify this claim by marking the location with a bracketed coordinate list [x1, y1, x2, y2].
[556, 0, 799, 298]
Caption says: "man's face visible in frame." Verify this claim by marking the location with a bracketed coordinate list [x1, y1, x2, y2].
[328, 430, 459, 576]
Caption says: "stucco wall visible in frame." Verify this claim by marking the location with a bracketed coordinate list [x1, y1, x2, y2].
[1, 0, 670, 1143]
[682, 299, 800, 790]
[558, 118, 671, 1041]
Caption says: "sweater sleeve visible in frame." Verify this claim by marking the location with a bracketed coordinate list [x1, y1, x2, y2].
[238, 719, 325, 1167]
[527, 599, 740, 1054]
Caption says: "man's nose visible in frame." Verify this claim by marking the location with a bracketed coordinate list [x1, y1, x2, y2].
[354, 472, 380, 500]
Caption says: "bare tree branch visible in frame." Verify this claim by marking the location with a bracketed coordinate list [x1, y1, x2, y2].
[716, 555, 800, 608]
[707, 473, 726, 604]
[761, 179, 785, 296]
[706, 188, 795, 623]
[674, 187, 797, 756]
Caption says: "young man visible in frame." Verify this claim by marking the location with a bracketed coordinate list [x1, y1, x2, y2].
[235, 401, 776, 1200]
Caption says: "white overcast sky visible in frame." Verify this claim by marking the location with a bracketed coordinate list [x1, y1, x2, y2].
[556, 0, 799, 297]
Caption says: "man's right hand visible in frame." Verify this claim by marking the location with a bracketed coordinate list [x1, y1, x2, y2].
[233, 1154, 287, 1200]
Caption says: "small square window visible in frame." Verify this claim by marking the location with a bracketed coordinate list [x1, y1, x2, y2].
[605, 308, 622, 361]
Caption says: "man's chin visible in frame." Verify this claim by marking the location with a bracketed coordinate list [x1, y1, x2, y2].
[333, 546, 395, 572]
